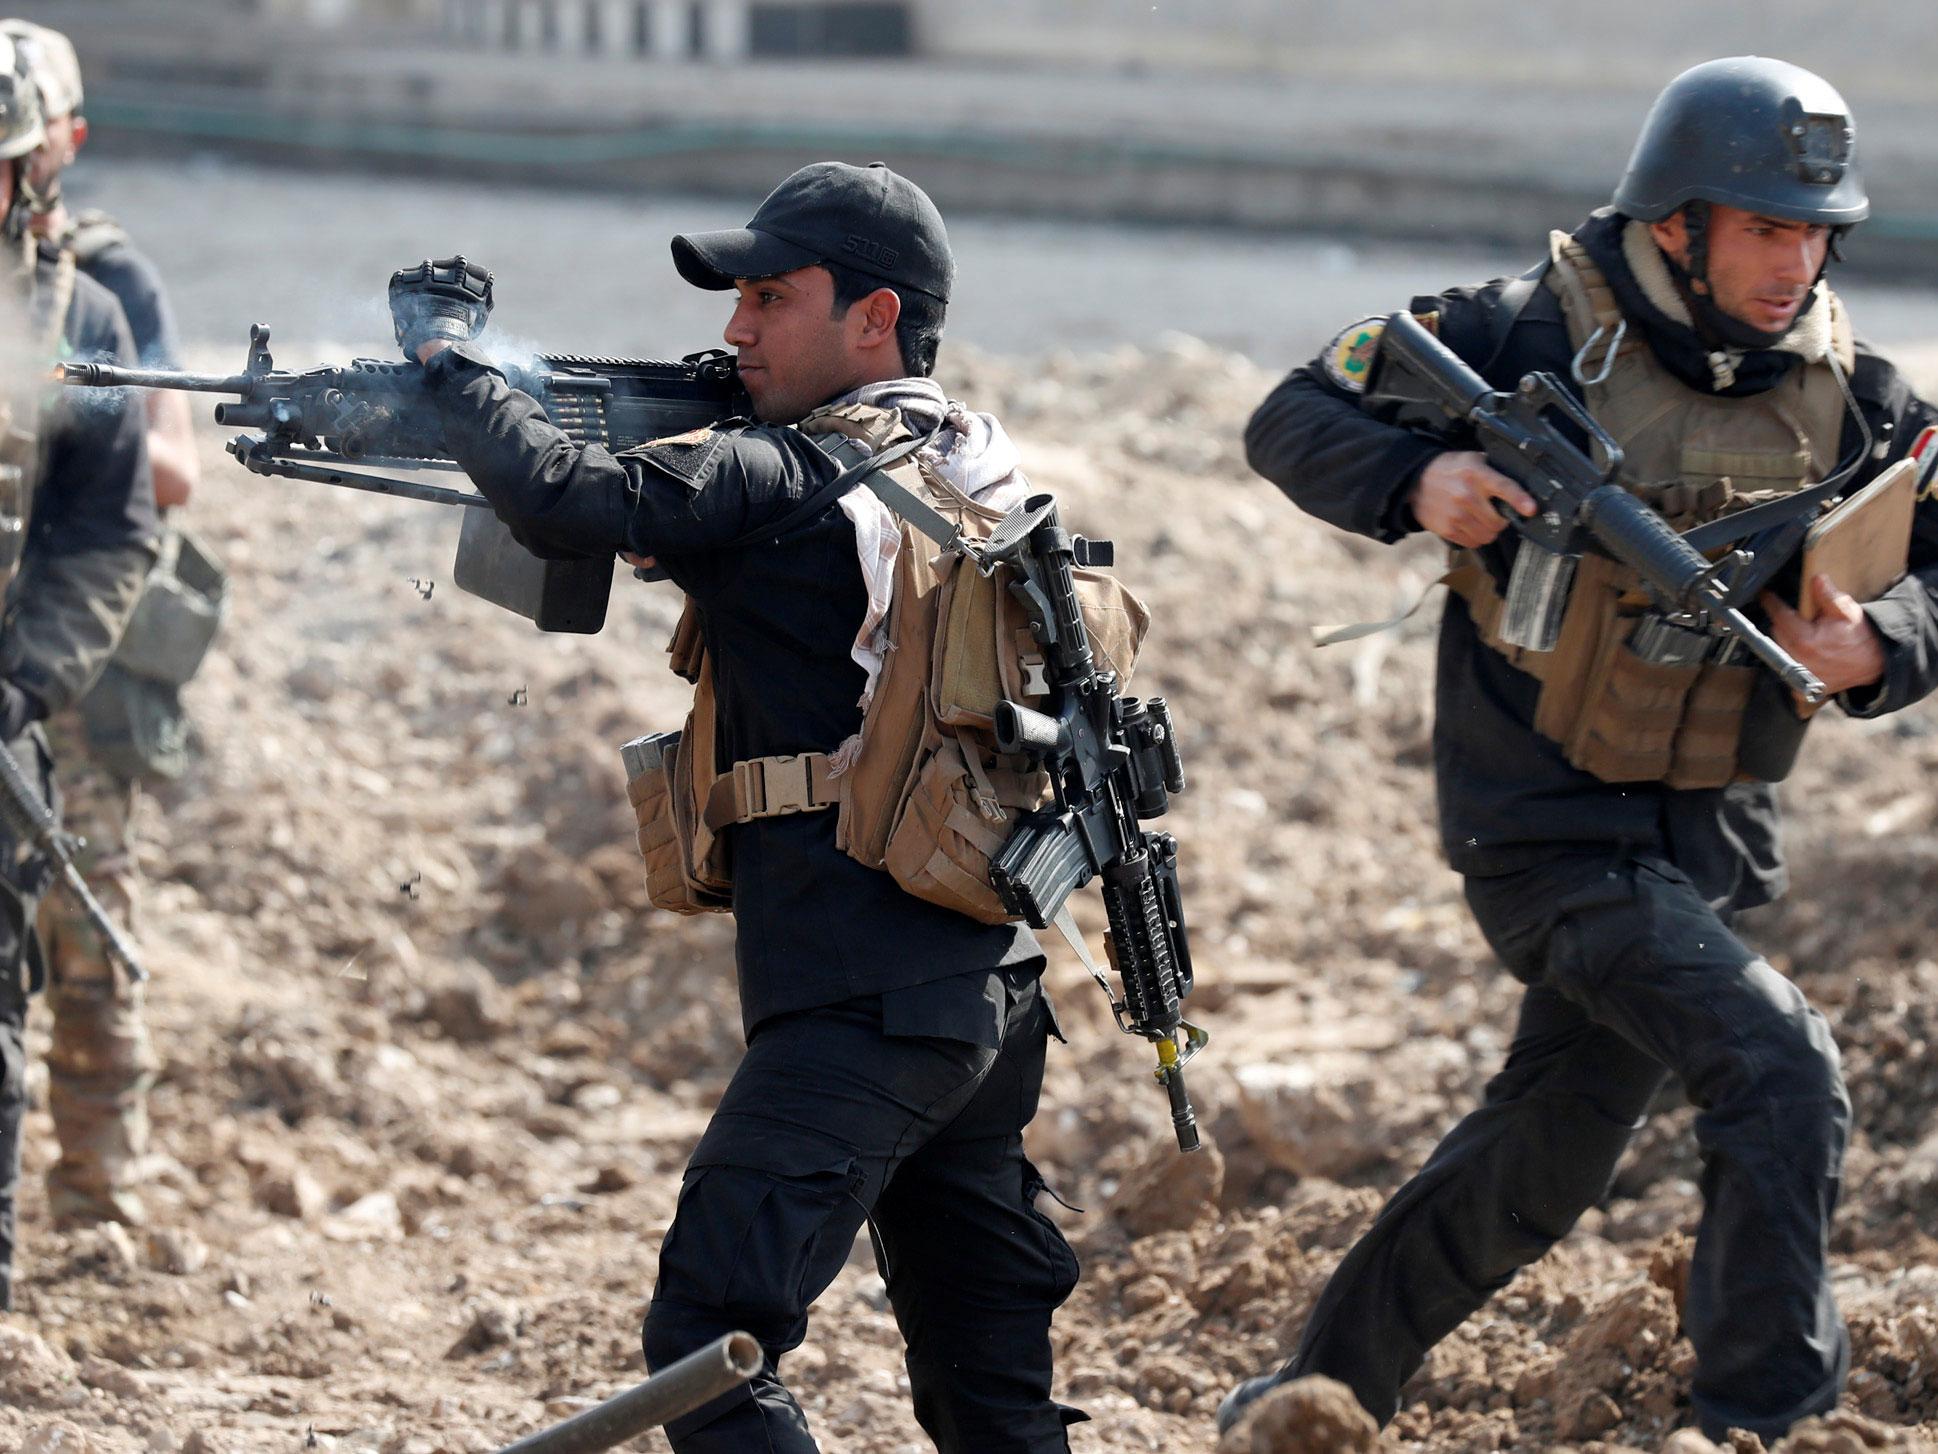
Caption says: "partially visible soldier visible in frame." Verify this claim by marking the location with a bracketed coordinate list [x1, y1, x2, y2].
[6, 17, 202, 1229]
[1224, 59, 1938, 1443]
[0, 34, 156, 1304]
[5, 21, 196, 507]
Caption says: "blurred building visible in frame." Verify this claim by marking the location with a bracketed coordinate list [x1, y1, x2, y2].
[437, 1, 911, 60]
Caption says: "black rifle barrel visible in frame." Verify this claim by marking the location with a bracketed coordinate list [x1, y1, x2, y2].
[491, 1332, 762, 1454]
[0, 738, 146, 982]
[57, 361, 255, 394]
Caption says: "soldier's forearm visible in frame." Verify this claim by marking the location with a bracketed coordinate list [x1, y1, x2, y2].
[145, 390, 200, 510]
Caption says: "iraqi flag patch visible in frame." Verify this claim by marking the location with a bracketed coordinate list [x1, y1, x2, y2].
[1912, 424, 1938, 500]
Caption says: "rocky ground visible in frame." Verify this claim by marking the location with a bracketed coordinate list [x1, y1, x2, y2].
[7, 336, 1938, 1454]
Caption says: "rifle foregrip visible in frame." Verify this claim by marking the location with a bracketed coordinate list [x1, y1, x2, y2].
[1580, 484, 1713, 605]
[1103, 858, 1184, 1034]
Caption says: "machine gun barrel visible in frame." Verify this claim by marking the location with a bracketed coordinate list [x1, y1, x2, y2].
[57, 360, 255, 394]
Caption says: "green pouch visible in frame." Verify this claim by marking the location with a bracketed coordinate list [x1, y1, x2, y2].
[79, 664, 190, 782]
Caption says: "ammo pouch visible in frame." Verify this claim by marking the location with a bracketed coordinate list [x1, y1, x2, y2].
[621, 403, 1150, 924]
[1462, 551, 1801, 790]
[110, 528, 228, 687]
[866, 534, 1147, 923]
[621, 609, 732, 916]
[80, 528, 229, 782]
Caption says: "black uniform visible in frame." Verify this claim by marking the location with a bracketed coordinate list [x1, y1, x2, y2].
[0, 249, 157, 1299]
[422, 343, 1080, 1453]
[1243, 212, 1938, 1440]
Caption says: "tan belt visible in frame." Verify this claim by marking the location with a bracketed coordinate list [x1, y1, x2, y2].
[704, 752, 839, 830]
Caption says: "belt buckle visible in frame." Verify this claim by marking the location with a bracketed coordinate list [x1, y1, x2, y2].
[756, 755, 813, 818]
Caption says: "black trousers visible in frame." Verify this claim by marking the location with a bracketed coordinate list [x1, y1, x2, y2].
[642, 970, 1082, 1453]
[1280, 852, 1850, 1442]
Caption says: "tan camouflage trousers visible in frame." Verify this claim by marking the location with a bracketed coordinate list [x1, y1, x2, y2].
[35, 712, 155, 1228]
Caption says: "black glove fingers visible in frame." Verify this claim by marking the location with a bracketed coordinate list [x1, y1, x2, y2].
[389, 256, 496, 360]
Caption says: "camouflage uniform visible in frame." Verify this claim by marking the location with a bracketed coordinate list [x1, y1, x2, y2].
[35, 710, 153, 1226]
[4, 18, 198, 1228]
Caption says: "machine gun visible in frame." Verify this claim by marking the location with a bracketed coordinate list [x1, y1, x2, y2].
[980, 496, 1207, 1153]
[1366, 310, 1827, 702]
[60, 326, 748, 634]
[0, 739, 145, 983]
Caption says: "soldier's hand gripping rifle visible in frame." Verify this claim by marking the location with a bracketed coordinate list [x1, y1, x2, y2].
[58, 259, 749, 635]
[1367, 310, 1827, 702]
[979, 496, 1208, 1153]
[0, 738, 145, 983]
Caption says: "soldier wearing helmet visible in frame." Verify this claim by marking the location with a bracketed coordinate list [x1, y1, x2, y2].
[3, 16, 210, 1235]
[0, 31, 156, 1305]
[1223, 58, 1938, 1442]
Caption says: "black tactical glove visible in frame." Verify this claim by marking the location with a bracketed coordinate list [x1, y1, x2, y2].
[389, 256, 494, 362]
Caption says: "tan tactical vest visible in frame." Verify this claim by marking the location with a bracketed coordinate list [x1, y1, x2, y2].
[626, 401, 1149, 922]
[1454, 229, 1852, 789]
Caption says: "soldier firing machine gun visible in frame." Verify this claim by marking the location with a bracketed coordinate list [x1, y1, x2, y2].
[60, 279, 1209, 1149]
[1368, 310, 1828, 703]
[59, 294, 748, 636]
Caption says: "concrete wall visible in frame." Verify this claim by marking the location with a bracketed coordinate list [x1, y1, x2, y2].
[904, 1, 1935, 96]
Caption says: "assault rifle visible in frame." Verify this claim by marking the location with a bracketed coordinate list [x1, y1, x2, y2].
[60, 326, 748, 634]
[982, 497, 1208, 1153]
[1367, 310, 1827, 702]
[0, 738, 145, 983]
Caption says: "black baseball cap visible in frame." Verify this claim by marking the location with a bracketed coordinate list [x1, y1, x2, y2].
[671, 161, 954, 304]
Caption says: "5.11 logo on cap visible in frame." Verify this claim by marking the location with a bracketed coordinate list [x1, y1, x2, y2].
[843, 234, 900, 269]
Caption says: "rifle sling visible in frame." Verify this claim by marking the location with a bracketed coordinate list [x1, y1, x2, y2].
[1678, 472, 1850, 555]
[713, 421, 946, 553]
[809, 426, 970, 555]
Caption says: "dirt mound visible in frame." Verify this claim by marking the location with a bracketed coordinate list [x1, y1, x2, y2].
[10, 338, 1938, 1452]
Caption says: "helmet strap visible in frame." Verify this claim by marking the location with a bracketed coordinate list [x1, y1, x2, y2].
[1, 158, 32, 248]
[1682, 201, 1711, 296]
[19, 166, 57, 218]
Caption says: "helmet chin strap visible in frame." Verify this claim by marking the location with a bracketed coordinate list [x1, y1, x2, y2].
[19, 167, 57, 218]
[1, 158, 33, 252]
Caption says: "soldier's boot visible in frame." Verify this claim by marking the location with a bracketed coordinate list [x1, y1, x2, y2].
[46, 973, 156, 1227]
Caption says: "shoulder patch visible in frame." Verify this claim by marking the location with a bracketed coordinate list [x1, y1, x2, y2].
[618, 427, 727, 492]
[1322, 316, 1387, 394]
[645, 427, 714, 448]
